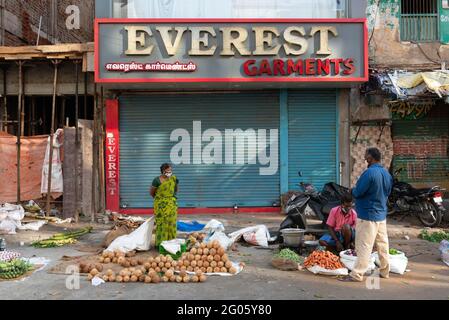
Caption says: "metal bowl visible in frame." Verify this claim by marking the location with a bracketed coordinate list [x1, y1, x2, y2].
[280, 228, 306, 247]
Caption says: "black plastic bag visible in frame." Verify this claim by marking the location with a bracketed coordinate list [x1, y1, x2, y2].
[321, 183, 349, 202]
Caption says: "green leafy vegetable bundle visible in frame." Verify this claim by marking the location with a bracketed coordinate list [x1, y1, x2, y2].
[420, 230, 449, 243]
[32, 226, 93, 248]
[275, 249, 302, 263]
[0, 259, 33, 280]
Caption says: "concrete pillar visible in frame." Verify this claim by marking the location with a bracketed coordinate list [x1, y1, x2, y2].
[338, 89, 351, 188]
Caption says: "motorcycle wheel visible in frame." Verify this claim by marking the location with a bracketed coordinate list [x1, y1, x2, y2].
[387, 200, 396, 216]
[417, 202, 443, 228]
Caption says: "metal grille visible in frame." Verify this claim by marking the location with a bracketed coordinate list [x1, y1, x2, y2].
[400, 0, 439, 42]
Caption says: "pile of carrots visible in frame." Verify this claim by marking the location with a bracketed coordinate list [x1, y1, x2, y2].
[304, 251, 344, 270]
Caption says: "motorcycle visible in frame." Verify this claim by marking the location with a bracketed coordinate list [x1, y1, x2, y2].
[388, 167, 446, 227]
[280, 172, 349, 232]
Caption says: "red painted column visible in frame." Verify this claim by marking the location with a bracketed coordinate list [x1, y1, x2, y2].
[105, 99, 120, 213]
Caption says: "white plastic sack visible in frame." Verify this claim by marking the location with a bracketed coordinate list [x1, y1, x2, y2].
[0, 220, 20, 234]
[243, 227, 269, 247]
[24, 257, 51, 272]
[203, 219, 225, 233]
[439, 241, 449, 267]
[0, 204, 25, 234]
[41, 128, 64, 195]
[228, 225, 274, 248]
[442, 249, 449, 267]
[339, 250, 376, 272]
[307, 265, 349, 276]
[204, 231, 233, 250]
[373, 251, 408, 275]
[160, 239, 185, 255]
[439, 240, 449, 254]
[0, 204, 25, 221]
[17, 220, 47, 231]
[106, 218, 154, 253]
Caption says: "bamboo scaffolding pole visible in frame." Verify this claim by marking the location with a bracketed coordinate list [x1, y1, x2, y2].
[31, 96, 35, 135]
[45, 59, 60, 216]
[2, 66, 7, 133]
[84, 72, 87, 118]
[74, 61, 80, 222]
[16, 60, 24, 204]
[20, 67, 25, 137]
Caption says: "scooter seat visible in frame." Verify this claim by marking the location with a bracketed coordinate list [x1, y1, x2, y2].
[408, 187, 431, 196]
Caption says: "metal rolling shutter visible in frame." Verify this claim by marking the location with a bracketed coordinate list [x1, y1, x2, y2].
[119, 92, 280, 208]
[392, 104, 449, 188]
[288, 90, 338, 191]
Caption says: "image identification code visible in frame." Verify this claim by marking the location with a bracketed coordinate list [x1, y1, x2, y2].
[177, 304, 272, 318]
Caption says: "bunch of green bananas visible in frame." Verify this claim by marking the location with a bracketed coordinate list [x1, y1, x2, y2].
[0, 259, 33, 280]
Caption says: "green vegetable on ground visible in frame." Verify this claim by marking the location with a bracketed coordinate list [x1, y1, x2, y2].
[420, 230, 449, 243]
[0, 259, 33, 280]
[275, 249, 302, 263]
[389, 248, 400, 255]
[32, 226, 93, 248]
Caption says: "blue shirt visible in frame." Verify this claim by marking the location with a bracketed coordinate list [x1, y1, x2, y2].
[352, 163, 393, 222]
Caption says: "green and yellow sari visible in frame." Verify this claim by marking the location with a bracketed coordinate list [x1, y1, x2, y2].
[153, 175, 178, 248]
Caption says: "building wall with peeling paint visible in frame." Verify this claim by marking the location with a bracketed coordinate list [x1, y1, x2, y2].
[367, 0, 449, 68]
[361, 1, 449, 196]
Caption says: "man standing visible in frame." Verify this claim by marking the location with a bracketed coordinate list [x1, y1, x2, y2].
[339, 147, 393, 282]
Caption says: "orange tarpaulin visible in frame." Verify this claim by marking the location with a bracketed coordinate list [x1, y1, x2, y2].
[0, 133, 48, 203]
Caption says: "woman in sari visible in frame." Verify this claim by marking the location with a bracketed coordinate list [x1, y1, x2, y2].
[150, 163, 179, 248]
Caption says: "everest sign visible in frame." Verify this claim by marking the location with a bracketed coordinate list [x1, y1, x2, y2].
[95, 19, 368, 83]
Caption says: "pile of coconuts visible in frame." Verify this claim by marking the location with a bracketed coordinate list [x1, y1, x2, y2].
[80, 240, 239, 284]
[177, 240, 238, 275]
[81, 249, 208, 284]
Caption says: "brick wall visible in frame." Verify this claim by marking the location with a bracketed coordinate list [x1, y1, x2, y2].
[56, 0, 94, 43]
[2, 0, 93, 46]
[393, 138, 449, 158]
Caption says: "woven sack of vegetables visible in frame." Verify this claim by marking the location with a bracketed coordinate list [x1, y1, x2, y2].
[271, 258, 299, 271]
[272, 249, 302, 271]
[304, 250, 348, 276]
[339, 249, 376, 272]
[373, 249, 408, 275]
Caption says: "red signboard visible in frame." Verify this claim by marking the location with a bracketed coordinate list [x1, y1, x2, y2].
[105, 99, 120, 213]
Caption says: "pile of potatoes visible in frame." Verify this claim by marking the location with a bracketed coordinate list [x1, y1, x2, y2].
[177, 240, 238, 275]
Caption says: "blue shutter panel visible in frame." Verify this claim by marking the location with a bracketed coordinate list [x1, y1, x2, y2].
[288, 90, 338, 191]
[119, 93, 280, 208]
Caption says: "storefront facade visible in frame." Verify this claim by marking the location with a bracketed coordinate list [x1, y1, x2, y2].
[96, 18, 368, 214]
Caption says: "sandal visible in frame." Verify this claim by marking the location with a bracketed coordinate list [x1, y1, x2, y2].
[338, 275, 360, 282]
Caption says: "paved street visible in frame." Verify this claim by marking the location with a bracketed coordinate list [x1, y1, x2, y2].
[1, 214, 448, 300]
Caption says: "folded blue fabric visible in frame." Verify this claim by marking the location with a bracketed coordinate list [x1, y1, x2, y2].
[177, 221, 205, 232]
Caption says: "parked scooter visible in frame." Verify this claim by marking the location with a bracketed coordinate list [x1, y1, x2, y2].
[388, 167, 446, 227]
[280, 172, 349, 232]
